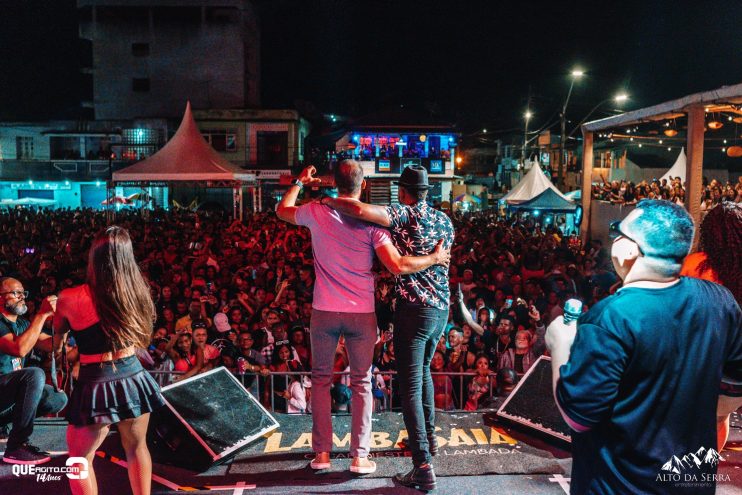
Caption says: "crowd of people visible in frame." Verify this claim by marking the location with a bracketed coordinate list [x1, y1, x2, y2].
[592, 176, 742, 206]
[0, 202, 618, 416]
[0, 180, 740, 493]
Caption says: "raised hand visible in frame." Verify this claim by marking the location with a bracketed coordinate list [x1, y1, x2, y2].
[298, 166, 322, 186]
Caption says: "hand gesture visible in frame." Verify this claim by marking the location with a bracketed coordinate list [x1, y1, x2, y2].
[40, 295, 57, 317]
[454, 283, 464, 304]
[432, 239, 451, 267]
[528, 305, 541, 321]
[298, 166, 321, 187]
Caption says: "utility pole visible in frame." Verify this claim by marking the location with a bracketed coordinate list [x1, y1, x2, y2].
[558, 70, 583, 188]
[522, 87, 532, 163]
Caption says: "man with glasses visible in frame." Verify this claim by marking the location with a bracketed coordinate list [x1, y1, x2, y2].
[546, 200, 742, 494]
[0, 277, 67, 464]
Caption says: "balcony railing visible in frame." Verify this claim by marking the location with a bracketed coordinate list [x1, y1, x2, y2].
[0, 159, 135, 181]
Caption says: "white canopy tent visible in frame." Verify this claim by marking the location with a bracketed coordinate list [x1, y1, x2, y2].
[502, 161, 572, 204]
[112, 102, 255, 219]
[659, 147, 687, 183]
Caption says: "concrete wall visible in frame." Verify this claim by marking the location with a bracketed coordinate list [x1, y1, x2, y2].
[80, 1, 260, 119]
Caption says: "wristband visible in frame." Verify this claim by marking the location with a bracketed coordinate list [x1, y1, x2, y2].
[292, 179, 304, 190]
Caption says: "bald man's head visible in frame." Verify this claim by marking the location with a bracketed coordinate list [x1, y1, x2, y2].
[0, 277, 28, 316]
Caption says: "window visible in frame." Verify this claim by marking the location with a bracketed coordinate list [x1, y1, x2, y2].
[50, 137, 82, 160]
[132, 43, 150, 57]
[256, 131, 288, 167]
[202, 130, 237, 152]
[132, 78, 150, 92]
[16, 137, 34, 159]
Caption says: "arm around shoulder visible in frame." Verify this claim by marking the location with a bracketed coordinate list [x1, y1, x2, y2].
[326, 197, 391, 227]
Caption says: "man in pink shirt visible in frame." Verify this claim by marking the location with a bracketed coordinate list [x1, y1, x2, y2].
[277, 161, 448, 474]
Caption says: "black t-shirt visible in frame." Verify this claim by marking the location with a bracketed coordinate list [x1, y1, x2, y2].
[557, 277, 742, 495]
[0, 314, 30, 375]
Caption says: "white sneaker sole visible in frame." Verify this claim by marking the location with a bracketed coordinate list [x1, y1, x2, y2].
[310, 461, 331, 470]
[350, 461, 377, 474]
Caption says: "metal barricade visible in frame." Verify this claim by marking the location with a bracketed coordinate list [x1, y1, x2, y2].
[142, 369, 496, 414]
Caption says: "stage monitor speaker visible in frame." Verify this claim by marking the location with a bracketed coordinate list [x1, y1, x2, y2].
[147, 366, 279, 470]
[496, 355, 572, 443]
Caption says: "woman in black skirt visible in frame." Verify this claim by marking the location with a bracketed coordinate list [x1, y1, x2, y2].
[54, 226, 164, 495]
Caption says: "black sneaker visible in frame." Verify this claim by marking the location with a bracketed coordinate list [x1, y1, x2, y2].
[394, 464, 437, 492]
[3, 443, 51, 465]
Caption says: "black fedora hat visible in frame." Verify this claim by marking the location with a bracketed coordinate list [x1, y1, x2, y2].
[394, 165, 430, 190]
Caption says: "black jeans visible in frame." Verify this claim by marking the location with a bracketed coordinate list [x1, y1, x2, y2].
[0, 367, 68, 449]
[393, 302, 448, 466]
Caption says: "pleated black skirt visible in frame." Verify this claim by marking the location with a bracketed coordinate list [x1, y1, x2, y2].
[66, 355, 165, 426]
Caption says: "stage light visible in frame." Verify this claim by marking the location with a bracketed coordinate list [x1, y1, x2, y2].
[707, 120, 723, 130]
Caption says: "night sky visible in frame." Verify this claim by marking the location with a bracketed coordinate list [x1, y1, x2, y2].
[3, 0, 742, 134]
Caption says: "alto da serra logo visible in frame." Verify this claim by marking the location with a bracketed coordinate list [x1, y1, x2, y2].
[661, 446, 723, 474]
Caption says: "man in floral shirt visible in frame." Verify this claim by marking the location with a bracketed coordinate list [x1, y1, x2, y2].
[327, 165, 454, 491]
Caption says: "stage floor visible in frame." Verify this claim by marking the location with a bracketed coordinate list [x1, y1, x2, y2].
[1, 413, 742, 495]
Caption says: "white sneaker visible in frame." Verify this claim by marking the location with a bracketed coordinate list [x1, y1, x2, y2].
[349, 458, 376, 474]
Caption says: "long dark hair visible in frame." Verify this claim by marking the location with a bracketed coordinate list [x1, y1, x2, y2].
[87, 226, 155, 351]
[699, 202, 742, 304]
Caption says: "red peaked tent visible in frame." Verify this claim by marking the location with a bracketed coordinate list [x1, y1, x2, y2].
[113, 101, 237, 182]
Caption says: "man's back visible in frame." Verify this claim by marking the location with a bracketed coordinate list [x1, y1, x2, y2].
[558, 277, 742, 494]
[295, 202, 389, 313]
[385, 201, 454, 309]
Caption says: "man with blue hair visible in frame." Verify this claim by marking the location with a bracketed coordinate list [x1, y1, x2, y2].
[547, 199, 742, 494]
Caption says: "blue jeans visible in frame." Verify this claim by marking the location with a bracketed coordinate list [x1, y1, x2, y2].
[0, 367, 68, 449]
[393, 302, 448, 466]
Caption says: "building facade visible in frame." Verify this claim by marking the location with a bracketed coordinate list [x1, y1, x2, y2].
[78, 0, 260, 119]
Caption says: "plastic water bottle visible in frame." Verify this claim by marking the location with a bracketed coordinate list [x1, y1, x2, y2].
[563, 299, 583, 325]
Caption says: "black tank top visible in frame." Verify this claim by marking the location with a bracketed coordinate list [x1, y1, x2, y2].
[73, 322, 113, 355]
